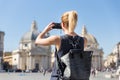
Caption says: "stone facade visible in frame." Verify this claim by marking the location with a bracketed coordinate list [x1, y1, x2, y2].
[104, 53, 116, 68]
[113, 42, 120, 67]
[104, 42, 120, 68]
[81, 25, 104, 70]
[12, 21, 51, 71]
[0, 31, 5, 70]
[3, 52, 12, 66]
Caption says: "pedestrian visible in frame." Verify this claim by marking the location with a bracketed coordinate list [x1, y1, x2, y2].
[116, 66, 120, 80]
[92, 69, 95, 77]
[43, 69, 47, 76]
[35, 10, 87, 80]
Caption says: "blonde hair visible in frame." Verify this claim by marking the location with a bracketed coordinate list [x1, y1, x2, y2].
[61, 10, 78, 33]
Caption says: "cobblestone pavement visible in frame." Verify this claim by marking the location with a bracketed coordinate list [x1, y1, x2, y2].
[0, 72, 49, 80]
[90, 72, 118, 80]
[0, 72, 118, 80]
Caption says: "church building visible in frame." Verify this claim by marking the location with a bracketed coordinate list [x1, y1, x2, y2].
[81, 25, 104, 70]
[12, 21, 51, 71]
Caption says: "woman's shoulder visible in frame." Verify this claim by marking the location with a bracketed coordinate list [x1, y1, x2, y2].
[77, 35, 87, 40]
[50, 35, 61, 41]
[77, 35, 87, 47]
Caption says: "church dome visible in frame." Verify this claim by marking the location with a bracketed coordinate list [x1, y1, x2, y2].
[81, 25, 99, 48]
[21, 21, 39, 42]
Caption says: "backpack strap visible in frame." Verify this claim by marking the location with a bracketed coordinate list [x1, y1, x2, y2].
[54, 48, 64, 79]
[68, 36, 84, 58]
[68, 36, 83, 50]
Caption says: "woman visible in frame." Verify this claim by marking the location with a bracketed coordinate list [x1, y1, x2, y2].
[35, 10, 87, 80]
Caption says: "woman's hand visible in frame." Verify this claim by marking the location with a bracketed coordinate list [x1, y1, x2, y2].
[35, 22, 60, 46]
[35, 22, 55, 45]
[43, 22, 55, 33]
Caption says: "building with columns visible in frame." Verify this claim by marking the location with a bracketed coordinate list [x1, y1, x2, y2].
[81, 25, 104, 70]
[12, 21, 51, 71]
[104, 53, 116, 68]
[112, 42, 120, 67]
[104, 42, 120, 68]
[0, 31, 5, 70]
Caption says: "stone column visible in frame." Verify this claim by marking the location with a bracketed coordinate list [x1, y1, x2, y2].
[19, 57, 22, 69]
[29, 56, 32, 70]
[26, 55, 29, 70]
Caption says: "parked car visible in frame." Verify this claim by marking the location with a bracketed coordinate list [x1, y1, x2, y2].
[15, 69, 22, 72]
[31, 69, 39, 72]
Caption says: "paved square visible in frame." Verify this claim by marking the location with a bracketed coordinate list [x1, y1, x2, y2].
[0, 72, 118, 80]
[0, 73, 50, 80]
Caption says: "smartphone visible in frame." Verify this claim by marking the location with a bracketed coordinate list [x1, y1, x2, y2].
[52, 23, 61, 29]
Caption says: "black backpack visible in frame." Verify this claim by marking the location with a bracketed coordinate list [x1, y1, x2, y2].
[55, 36, 93, 80]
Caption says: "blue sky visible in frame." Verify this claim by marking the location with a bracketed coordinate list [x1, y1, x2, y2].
[0, 0, 120, 57]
